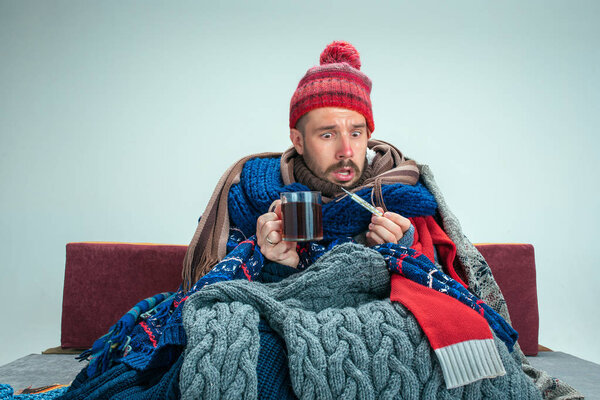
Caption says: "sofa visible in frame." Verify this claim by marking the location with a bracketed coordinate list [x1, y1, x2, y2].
[0, 242, 598, 398]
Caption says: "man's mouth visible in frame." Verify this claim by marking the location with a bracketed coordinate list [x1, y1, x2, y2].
[332, 167, 355, 182]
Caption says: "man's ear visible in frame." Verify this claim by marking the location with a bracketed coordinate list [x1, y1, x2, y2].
[289, 128, 304, 155]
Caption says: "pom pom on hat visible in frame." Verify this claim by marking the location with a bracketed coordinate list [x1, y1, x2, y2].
[319, 41, 361, 70]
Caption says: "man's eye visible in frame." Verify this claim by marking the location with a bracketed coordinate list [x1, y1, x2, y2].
[321, 133, 333, 139]
[351, 131, 362, 137]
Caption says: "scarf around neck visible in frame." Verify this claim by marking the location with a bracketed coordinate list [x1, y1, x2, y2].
[182, 139, 421, 290]
[292, 154, 374, 198]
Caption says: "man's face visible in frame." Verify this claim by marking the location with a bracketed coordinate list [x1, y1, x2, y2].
[290, 107, 370, 187]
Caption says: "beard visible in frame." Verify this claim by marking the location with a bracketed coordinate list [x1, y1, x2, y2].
[303, 154, 366, 187]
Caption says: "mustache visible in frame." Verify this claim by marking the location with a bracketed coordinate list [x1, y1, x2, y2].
[324, 160, 360, 175]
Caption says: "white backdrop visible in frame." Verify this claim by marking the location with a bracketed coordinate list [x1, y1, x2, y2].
[1, 1, 599, 367]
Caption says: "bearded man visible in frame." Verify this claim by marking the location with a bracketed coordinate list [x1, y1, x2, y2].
[257, 106, 413, 268]
[66, 41, 569, 400]
[181, 41, 425, 285]
[173, 41, 541, 399]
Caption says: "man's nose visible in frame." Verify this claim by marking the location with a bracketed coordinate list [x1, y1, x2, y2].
[336, 134, 353, 159]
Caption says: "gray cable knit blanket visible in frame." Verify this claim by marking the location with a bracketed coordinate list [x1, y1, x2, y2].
[180, 243, 541, 400]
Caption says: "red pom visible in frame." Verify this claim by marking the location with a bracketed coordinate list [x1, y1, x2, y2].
[320, 41, 361, 70]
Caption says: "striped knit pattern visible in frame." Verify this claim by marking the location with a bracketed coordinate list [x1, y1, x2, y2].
[289, 41, 374, 132]
[435, 339, 505, 389]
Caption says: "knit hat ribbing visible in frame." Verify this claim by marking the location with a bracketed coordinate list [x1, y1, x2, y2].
[289, 41, 374, 133]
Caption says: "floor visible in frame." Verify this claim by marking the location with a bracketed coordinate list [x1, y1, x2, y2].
[0, 351, 598, 398]
[527, 351, 600, 399]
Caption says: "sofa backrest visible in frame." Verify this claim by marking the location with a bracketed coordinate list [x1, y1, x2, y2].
[475, 243, 539, 356]
[61, 242, 186, 349]
[61, 242, 539, 355]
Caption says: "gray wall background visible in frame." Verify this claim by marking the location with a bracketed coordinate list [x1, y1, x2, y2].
[1, 1, 599, 368]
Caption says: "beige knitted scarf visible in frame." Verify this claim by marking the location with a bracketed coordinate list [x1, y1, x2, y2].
[181, 139, 420, 290]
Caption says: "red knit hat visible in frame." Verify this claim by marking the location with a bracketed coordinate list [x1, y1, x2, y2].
[289, 41, 374, 133]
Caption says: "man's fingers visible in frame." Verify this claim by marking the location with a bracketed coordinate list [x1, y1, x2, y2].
[261, 220, 282, 241]
[257, 201, 298, 268]
[371, 214, 403, 240]
[257, 218, 281, 248]
[267, 240, 296, 262]
[381, 210, 411, 233]
[265, 229, 282, 245]
[257, 212, 279, 235]
[369, 223, 398, 244]
[366, 230, 386, 246]
[273, 240, 292, 256]
[269, 200, 283, 219]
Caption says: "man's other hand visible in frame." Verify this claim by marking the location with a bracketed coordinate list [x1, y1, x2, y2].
[256, 200, 300, 268]
[365, 207, 411, 246]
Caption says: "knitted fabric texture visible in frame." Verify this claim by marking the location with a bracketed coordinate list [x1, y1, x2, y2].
[227, 157, 437, 240]
[182, 140, 419, 286]
[59, 356, 182, 400]
[293, 153, 374, 198]
[256, 319, 296, 399]
[74, 234, 269, 385]
[73, 156, 512, 390]
[79, 292, 174, 377]
[219, 225, 518, 355]
[180, 243, 541, 400]
[60, 156, 576, 399]
[289, 41, 374, 132]
[187, 233, 517, 391]
[0, 385, 68, 400]
[380, 243, 518, 352]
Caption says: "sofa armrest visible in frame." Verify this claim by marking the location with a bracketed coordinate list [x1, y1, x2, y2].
[61, 242, 187, 349]
[474, 243, 539, 356]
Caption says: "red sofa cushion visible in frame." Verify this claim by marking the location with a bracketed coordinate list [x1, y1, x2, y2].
[61, 242, 539, 356]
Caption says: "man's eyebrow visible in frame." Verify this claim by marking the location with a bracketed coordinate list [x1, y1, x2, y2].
[315, 123, 366, 131]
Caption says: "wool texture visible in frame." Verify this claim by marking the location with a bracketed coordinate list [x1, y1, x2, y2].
[59, 356, 182, 400]
[79, 292, 174, 377]
[256, 319, 296, 399]
[0, 385, 68, 400]
[182, 140, 420, 287]
[227, 156, 437, 241]
[71, 155, 516, 393]
[293, 154, 374, 198]
[380, 243, 518, 352]
[180, 243, 541, 400]
[57, 155, 581, 399]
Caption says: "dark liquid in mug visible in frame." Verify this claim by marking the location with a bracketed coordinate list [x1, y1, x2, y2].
[282, 202, 323, 241]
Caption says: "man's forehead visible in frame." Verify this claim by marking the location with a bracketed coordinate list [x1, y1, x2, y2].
[304, 107, 367, 127]
[314, 122, 367, 132]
